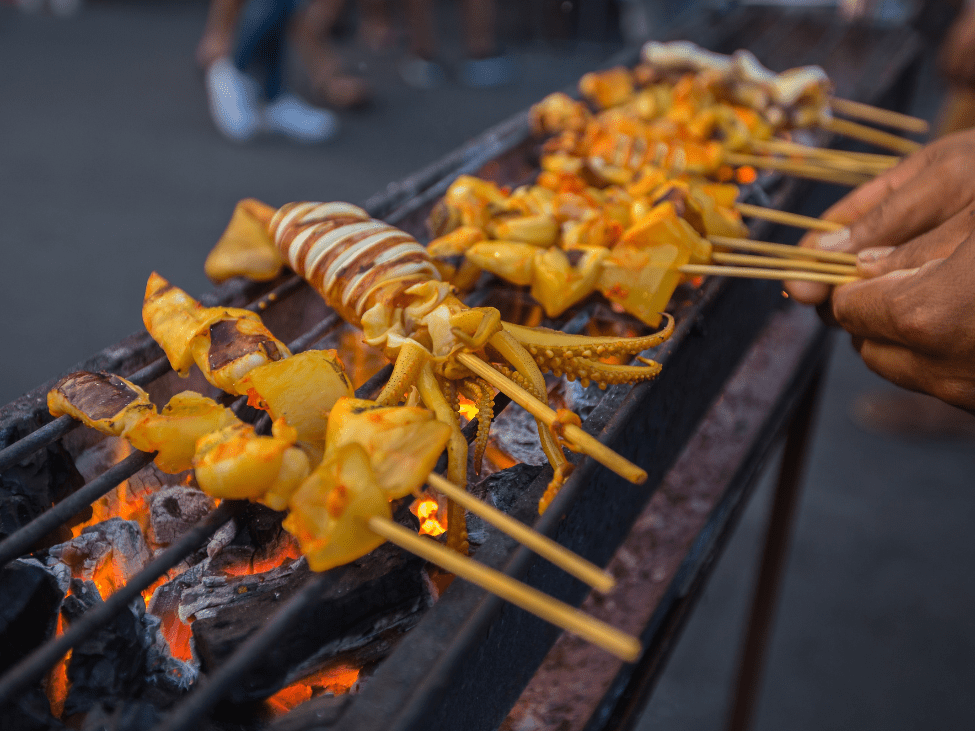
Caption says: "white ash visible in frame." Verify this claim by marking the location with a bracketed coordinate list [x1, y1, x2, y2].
[177, 557, 306, 623]
[149, 487, 215, 546]
[46, 517, 151, 588]
[18, 556, 72, 595]
[207, 518, 237, 558]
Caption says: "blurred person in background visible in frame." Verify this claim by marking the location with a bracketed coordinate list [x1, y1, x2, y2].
[398, 0, 514, 89]
[197, 0, 369, 143]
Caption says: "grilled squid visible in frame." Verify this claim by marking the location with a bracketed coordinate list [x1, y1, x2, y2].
[207, 199, 673, 551]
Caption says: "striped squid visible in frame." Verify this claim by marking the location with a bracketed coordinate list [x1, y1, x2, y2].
[205, 199, 674, 553]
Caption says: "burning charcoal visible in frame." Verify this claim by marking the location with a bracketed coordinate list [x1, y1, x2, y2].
[191, 544, 433, 702]
[60, 577, 197, 720]
[142, 612, 198, 694]
[486, 405, 550, 469]
[126, 461, 193, 506]
[149, 488, 215, 546]
[61, 580, 150, 717]
[207, 519, 237, 558]
[558, 378, 608, 422]
[146, 559, 210, 621]
[0, 559, 66, 673]
[466, 463, 547, 546]
[47, 518, 151, 593]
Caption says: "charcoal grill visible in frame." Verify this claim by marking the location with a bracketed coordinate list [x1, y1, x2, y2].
[0, 8, 924, 731]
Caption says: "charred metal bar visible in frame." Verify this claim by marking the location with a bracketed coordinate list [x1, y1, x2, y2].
[0, 449, 156, 568]
[0, 500, 240, 707]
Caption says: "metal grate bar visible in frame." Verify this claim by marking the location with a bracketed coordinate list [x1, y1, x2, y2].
[0, 449, 157, 568]
[0, 501, 241, 707]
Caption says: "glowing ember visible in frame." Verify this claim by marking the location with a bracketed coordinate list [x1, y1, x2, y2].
[736, 165, 758, 184]
[45, 615, 70, 717]
[458, 395, 478, 421]
[265, 664, 361, 716]
[410, 497, 446, 537]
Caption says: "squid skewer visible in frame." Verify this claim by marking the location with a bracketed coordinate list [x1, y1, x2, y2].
[208, 200, 673, 554]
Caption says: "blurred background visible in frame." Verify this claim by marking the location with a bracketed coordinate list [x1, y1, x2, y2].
[1, 0, 973, 729]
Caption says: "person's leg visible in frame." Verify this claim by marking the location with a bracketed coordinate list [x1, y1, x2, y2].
[292, 0, 371, 108]
[197, 0, 246, 69]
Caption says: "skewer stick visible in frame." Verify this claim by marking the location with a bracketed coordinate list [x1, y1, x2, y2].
[709, 235, 858, 265]
[750, 138, 899, 169]
[711, 252, 858, 276]
[830, 97, 929, 135]
[427, 473, 615, 593]
[724, 152, 872, 187]
[822, 117, 923, 155]
[455, 352, 647, 485]
[735, 202, 845, 233]
[367, 515, 641, 662]
[681, 264, 858, 286]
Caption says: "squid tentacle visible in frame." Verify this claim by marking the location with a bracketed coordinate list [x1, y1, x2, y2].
[487, 330, 570, 484]
[417, 362, 469, 555]
[375, 340, 429, 406]
[460, 378, 495, 474]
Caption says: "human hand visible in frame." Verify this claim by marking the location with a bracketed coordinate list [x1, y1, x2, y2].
[829, 232, 975, 413]
[785, 129, 975, 305]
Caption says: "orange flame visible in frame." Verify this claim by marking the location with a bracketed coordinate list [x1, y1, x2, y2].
[457, 395, 478, 421]
[265, 664, 360, 716]
[736, 166, 758, 184]
[410, 497, 446, 537]
[45, 614, 71, 717]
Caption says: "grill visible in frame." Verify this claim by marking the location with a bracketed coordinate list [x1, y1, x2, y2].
[0, 7, 924, 731]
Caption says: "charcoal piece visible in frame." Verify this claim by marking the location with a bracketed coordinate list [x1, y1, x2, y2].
[149, 488, 215, 546]
[191, 544, 433, 702]
[0, 440, 86, 547]
[47, 518, 151, 589]
[0, 560, 65, 673]
[486, 405, 550, 468]
[81, 700, 160, 731]
[62, 580, 150, 717]
[474, 463, 547, 515]
[0, 684, 67, 731]
[207, 519, 237, 558]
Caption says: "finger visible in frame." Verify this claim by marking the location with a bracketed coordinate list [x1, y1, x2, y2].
[857, 207, 975, 277]
[857, 339, 975, 411]
[783, 278, 831, 305]
[794, 154, 929, 253]
[830, 265, 930, 341]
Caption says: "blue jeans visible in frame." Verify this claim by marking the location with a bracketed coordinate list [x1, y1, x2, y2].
[233, 0, 301, 100]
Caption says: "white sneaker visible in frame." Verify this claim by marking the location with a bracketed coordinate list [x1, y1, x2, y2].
[261, 93, 339, 143]
[205, 58, 261, 142]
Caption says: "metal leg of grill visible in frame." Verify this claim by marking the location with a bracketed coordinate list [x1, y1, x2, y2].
[725, 359, 826, 731]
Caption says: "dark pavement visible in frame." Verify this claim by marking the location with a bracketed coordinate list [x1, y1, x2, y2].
[2, 3, 973, 730]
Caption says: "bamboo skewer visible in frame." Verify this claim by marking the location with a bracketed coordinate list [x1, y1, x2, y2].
[427, 473, 616, 593]
[455, 353, 648, 486]
[709, 235, 858, 265]
[749, 138, 899, 170]
[724, 151, 872, 187]
[681, 264, 858, 285]
[711, 252, 857, 276]
[367, 515, 642, 662]
[822, 116, 923, 155]
[734, 202, 845, 233]
[830, 97, 930, 135]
